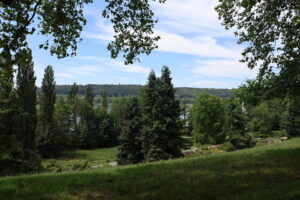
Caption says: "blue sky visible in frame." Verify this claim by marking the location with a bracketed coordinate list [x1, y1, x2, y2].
[28, 0, 258, 88]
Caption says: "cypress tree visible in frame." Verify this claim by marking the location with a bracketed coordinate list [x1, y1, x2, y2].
[37, 66, 58, 157]
[117, 97, 143, 165]
[16, 49, 37, 150]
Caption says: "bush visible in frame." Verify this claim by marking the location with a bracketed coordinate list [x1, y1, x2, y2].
[229, 133, 256, 150]
[219, 142, 235, 152]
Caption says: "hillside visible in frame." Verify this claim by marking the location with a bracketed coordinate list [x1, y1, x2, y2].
[51, 84, 233, 98]
[1, 138, 300, 200]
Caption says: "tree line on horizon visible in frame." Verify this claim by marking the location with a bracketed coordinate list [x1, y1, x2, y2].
[51, 85, 233, 99]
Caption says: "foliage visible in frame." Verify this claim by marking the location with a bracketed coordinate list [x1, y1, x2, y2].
[141, 67, 187, 162]
[16, 48, 37, 150]
[216, 0, 300, 98]
[54, 84, 233, 99]
[285, 98, 300, 137]
[84, 84, 94, 107]
[191, 92, 225, 144]
[37, 66, 60, 158]
[117, 97, 143, 165]
[103, 0, 166, 64]
[1, 139, 300, 199]
[0, 91, 41, 176]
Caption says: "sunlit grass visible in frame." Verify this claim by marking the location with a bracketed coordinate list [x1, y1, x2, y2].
[1, 138, 300, 200]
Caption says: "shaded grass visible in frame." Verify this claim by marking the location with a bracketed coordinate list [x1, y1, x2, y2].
[42, 147, 117, 172]
[1, 139, 300, 200]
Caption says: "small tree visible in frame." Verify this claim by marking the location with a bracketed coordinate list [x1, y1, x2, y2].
[286, 98, 300, 137]
[225, 99, 255, 150]
[191, 92, 225, 144]
[117, 97, 143, 165]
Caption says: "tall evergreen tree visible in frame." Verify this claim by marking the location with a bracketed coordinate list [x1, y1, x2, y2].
[117, 97, 143, 165]
[16, 49, 37, 150]
[37, 66, 58, 157]
[141, 67, 186, 162]
[157, 66, 186, 157]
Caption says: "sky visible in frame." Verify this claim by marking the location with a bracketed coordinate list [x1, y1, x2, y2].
[28, 0, 258, 88]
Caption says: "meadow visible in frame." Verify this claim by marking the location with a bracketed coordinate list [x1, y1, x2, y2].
[1, 138, 299, 200]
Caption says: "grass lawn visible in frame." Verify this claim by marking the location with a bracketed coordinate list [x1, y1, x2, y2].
[42, 147, 118, 172]
[1, 138, 300, 200]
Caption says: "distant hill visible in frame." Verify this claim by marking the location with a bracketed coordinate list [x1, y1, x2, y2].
[51, 84, 233, 98]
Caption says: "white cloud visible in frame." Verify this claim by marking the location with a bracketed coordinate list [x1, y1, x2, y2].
[151, 0, 231, 37]
[190, 80, 236, 88]
[193, 59, 258, 79]
[66, 65, 105, 76]
[56, 73, 75, 78]
[107, 61, 151, 74]
[156, 31, 241, 59]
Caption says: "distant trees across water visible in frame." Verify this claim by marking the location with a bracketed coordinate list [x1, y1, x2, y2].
[50, 85, 233, 99]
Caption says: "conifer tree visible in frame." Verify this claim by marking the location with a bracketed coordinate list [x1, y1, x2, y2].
[157, 66, 186, 157]
[225, 99, 255, 149]
[117, 97, 143, 165]
[37, 66, 59, 157]
[141, 67, 186, 162]
[16, 49, 37, 150]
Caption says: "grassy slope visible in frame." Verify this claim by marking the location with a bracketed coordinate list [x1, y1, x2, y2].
[1, 139, 300, 200]
[42, 148, 117, 172]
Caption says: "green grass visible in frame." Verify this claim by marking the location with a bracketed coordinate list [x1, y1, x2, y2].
[1, 139, 300, 200]
[42, 147, 118, 172]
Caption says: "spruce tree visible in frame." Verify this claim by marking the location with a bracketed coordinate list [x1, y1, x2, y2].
[141, 67, 186, 162]
[37, 66, 58, 157]
[117, 97, 143, 165]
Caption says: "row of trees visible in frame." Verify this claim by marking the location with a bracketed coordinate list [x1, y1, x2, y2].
[0, 57, 188, 175]
[37, 67, 118, 158]
[189, 82, 300, 150]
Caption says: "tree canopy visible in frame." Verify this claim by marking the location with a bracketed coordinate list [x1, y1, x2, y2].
[216, 0, 300, 97]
